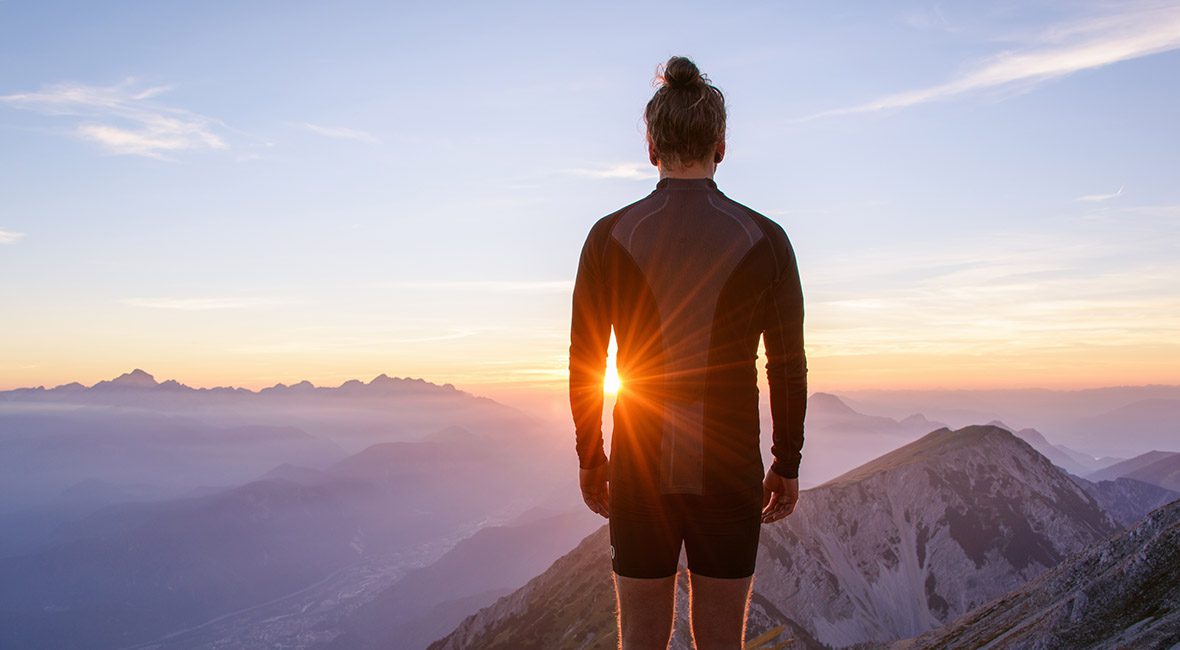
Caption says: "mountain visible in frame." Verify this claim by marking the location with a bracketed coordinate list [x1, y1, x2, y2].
[431, 425, 1119, 649]
[1120, 453, 1180, 492]
[1071, 476, 1180, 527]
[0, 478, 176, 558]
[991, 421, 1103, 475]
[782, 393, 946, 487]
[1088, 450, 1180, 487]
[329, 510, 602, 650]
[427, 526, 618, 650]
[0, 477, 371, 650]
[1066, 398, 1180, 457]
[92, 368, 160, 388]
[805, 393, 942, 435]
[897, 498, 1180, 649]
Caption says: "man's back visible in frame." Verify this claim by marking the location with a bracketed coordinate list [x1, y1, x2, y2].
[570, 176, 807, 497]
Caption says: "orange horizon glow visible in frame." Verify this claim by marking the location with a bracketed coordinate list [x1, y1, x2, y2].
[3, 330, 1180, 397]
[5, 352, 1179, 397]
[5, 346, 1171, 400]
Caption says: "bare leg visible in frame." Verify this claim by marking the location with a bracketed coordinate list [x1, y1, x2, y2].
[687, 572, 753, 650]
[614, 572, 677, 650]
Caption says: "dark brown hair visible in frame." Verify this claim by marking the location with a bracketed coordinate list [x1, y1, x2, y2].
[644, 56, 726, 168]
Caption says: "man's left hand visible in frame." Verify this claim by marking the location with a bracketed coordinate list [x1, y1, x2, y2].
[761, 469, 799, 524]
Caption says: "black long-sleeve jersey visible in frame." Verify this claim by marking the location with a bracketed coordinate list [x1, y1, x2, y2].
[569, 176, 808, 496]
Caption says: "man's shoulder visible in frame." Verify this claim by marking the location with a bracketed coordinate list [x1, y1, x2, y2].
[716, 193, 790, 242]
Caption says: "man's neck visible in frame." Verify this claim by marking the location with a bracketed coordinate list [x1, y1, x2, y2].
[657, 160, 716, 180]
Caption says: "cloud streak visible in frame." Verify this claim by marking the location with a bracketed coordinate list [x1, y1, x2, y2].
[0, 78, 227, 158]
[389, 280, 574, 293]
[1077, 184, 1125, 202]
[807, 4, 1180, 119]
[297, 122, 378, 143]
[120, 297, 287, 310]
[564, 162, 658, 180]
[0, 229, 24, 244]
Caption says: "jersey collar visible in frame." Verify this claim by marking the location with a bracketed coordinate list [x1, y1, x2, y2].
[655, 177, 718, 191]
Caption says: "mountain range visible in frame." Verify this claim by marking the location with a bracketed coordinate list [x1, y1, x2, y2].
[0, 369, 537, 512]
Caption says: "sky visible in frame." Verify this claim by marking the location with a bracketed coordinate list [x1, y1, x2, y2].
[2, 1, 1179, 411]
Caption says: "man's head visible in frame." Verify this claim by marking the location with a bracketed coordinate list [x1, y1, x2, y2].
[644, 56, 727, 173]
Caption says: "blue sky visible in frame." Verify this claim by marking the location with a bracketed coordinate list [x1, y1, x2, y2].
[2, 1, 1179, 403]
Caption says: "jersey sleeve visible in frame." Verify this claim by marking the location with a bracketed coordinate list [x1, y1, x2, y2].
[568, 221, 611, 470]
[763, 228, 808, 479]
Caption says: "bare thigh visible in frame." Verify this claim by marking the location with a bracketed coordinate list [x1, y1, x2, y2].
[688, 571, 753, 650]
[614, 572, 677, 650]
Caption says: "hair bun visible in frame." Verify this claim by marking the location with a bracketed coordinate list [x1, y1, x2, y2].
[662, 56, 703, 89]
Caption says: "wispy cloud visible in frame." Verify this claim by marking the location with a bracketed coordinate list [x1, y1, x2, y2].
[803, 221, 1180, 359]
[902, 5, 958, 34]
[390, 280, 574, 293]
[564, 162, 658, 181]
[0, 78, 227, 158]
[120, 297, 287, 310]
[807, 4, 1180, 119]
[0, 229, 24, 244]
[296, 122, 378, 143]
[1077, 184, 1125, 202]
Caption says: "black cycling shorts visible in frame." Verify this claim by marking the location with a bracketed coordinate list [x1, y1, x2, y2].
[608, 484, 763, 579]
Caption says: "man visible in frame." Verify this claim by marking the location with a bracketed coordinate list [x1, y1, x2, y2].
[569, 56, 808, 649]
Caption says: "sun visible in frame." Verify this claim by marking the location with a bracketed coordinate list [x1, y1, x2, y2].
[604, 364, 622, 394]
[604, 340, 622, 394]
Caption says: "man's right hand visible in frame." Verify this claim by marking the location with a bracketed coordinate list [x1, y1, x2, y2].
[761, 470, 798, 524]
[580, 460, 610, 519]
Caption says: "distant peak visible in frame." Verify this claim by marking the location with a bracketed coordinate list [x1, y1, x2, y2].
[105, 368, 159, 387]
[1015, 427, 1049, 445]
[987, 419, 1014, 432]
[369, 373, 397, 385]
[425, 424, 479, 444]
[809, 392, 857, 414]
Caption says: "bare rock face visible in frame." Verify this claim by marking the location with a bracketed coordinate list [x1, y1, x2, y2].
[1072, 475, 1179, 527]
[749, 425, 1115, 648]
[431, 425, 1120, 649]
[897, 498, 1180, 650]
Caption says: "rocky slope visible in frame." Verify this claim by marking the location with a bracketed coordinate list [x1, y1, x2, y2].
[431, 425, 1120, 649]
[897, 498, 1180, 649]
[1071, 476, 1179, 527]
